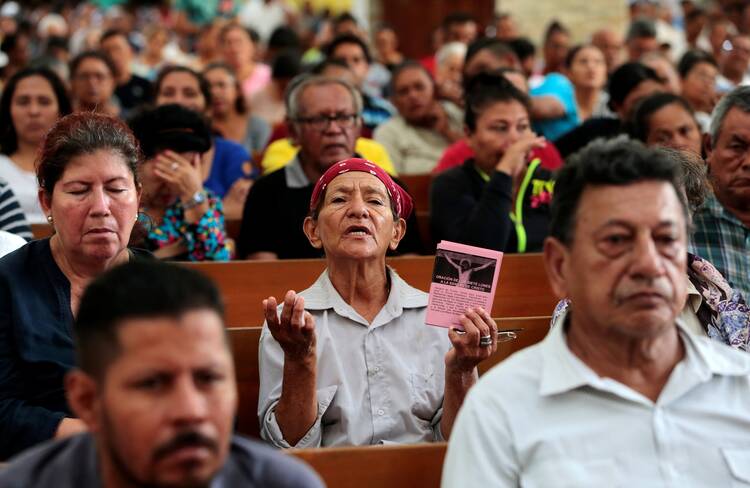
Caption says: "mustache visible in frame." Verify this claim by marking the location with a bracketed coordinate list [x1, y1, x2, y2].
[613, 277, 674, 303]
[152, 430, 219, 462]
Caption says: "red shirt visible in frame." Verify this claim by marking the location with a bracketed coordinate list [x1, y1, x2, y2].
[432, 139, 564, 174]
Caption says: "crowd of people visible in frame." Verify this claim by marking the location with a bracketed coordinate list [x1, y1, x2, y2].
[0, 0, 749, 486]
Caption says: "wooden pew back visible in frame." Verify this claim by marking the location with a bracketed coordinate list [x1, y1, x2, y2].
[186, 254, 556, 327]
[228, 316, 550, 439]
[398, 173, 432, 213]
[290, 443, 447, 488]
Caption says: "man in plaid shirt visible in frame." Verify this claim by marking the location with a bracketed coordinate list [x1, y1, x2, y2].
[693, 86, 750, 302]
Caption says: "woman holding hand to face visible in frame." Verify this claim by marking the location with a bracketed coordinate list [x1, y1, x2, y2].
[258, 158, 496, 448]
[0, 113, 147, 460]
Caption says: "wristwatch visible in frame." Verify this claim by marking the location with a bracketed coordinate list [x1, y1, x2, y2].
[182, 190, 207, 209]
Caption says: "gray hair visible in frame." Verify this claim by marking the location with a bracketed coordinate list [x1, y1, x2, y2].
[655, 147, 709, 215]
[436, 42, 467, 68]
[710, 85, 750, 145]
[285, 75, 363, 121]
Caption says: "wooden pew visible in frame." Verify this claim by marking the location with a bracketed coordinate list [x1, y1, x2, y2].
[228, 316, 550, 439]
[398, 173, 432, 214]
[290, 442, 447, 488]
[185, 254, 556, 327]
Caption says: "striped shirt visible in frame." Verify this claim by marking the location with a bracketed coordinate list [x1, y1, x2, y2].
[691, 193, 750, 302]
[0, 180, 32, 240]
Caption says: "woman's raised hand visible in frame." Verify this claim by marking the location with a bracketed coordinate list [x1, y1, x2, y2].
[263, 290, 316, 362]
[495, 133, 546, 179]
[153, 150, 204, 202]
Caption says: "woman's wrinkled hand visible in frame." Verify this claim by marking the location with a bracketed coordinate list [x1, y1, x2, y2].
[263, 290, 316, 363]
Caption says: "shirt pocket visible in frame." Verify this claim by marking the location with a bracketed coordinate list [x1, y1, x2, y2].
[409, 372, 441, 422]
[520, 458, 620, 488]
[722, 448, 750, 486]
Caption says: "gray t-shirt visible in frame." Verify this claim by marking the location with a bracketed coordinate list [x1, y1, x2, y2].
[0, 433, 324, 488]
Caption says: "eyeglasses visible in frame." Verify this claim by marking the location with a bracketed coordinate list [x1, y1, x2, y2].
[295, 113, 359, 131]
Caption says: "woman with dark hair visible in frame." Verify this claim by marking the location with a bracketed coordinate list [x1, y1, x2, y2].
[0, 112, 148, 460]
[564, 44, 611, 120]
[153, 65, 255, 219]
[0, 67, 72, 223]
[203, 62, 270, 157]
[219, 22, 271, 100]
[129, 104, 230, 261]
[430, 73, 552, 253]
[628, 92, 703, 155]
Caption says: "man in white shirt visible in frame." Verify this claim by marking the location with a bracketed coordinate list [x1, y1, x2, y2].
[442, 138, 750, 487]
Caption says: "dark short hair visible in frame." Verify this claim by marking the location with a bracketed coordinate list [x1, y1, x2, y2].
[333, 12, 358, 29]
[37, 112, 142, 198]
[507, 37, 536, 61]
[607, 61, 661, 110]
[677, 49, 718, 78]
[311, 58, 350, 75]
[271, 49, 302, 80]
[74, 260, 225, 379]
[203, 62, 246, 113]
[442, 12, 475, 31]
[627, 92, 697, 143]
[69, 50, 117, 80]
[326, 33, 372, 64]
[390, 60, 434, 94]
[626, 18, 657, 41]
[544, 20, 570, 43]
[465, 38, 518, 68]
[464, 72, 531, 132]
[99, 28, 129, 46]
[0, 67, 72, 155]
[153, 65, 212, 107]
[129, 104, 212, 159]
[550, 138, 687, 244]
[268, 26, 301, 52]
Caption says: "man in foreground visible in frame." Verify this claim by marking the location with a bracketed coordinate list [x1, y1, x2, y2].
[0, 261, 322, 488]
[442, 139, 750, 486]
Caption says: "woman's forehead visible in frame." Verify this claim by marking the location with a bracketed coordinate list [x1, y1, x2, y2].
[326, 172, 388, 194]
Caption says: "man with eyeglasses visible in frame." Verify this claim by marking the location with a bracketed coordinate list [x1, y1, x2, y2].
[717, 34, 750, 92]
[69, 51, 119, 116]
[237, 75, 423, 259]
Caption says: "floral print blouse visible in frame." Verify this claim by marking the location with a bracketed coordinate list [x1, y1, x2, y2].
[142, 191, 230, 261]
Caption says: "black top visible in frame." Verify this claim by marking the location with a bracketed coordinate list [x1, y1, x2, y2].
[553, 117, 623, 158]
[115, 74, 152, 112]
[237, 165, 423, 259]
[0, 433, 324, 487]
[430, 159, 553, 253]
[0, 239, 150, 460]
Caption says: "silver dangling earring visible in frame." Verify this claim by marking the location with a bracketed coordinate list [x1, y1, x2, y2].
[46, 215, 53, 224]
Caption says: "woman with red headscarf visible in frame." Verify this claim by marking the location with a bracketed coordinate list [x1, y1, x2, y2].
[258, 158, 497, 448]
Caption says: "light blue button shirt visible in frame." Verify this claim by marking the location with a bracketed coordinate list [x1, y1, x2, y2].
[259, 268, 452, 448]
[442, 313, 750, 487]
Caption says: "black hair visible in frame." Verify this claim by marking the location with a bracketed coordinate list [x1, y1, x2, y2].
[99, 28, 128, 46]
[442, 12, 475, 31]
[69, 50, 118, 80]
[507, 37, 536, 61]
[627, 92, 697, 143]
[153, 65, 212, 107]
[333, 12, 358, 28]
[550, 138, 687, 244]
[203, 62, 246, 113]
[128, 104, 212, 159]
[272, 49, 302, 80]
[465, 38, 518, 67]
[325, 33, 372, 64]
[544, 20, 570, 43]
[564, 44, 602, 69]
[74, 260, 225, 379]
[390, 60, 434, 94]
[464, 72, 531, 132]
[311, 58, 350, 75]
[626, 18, 657, 41]
[0, 67, 72, 155]
[607, 61, 661, 110]
[268, 26, 301, 52]
[677, 49, 718, 78]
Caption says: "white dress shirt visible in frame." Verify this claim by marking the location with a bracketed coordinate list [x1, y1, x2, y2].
[259, 268, 452, 448]
[442, 313, 750, 487]
[0, 156, 44, 224]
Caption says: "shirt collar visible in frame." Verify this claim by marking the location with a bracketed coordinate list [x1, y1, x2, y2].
[686, 278, 702, 313]
[284, 155, 310, 189]
[301, 267, 427, 328]
[539, 309, 750, 398]
[703, 192, 748, 229]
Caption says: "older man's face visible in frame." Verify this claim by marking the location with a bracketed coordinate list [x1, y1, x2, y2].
[708, 107, 750, 212]
[292, 83, 360, 173]
[549, 181, 687, 338]
[89, 311, 237, 488]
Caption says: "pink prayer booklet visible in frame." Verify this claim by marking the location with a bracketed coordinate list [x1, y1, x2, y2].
[425, 241, 503, 329]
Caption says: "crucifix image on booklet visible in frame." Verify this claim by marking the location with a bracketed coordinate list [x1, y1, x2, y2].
[425, 241, 503, 329]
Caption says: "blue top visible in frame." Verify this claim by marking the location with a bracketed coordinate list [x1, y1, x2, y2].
[0, 239, 149, 460]
[530, 73, 580, 142]
[204, 137, 257, 199]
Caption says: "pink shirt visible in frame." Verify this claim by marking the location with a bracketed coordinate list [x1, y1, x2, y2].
[241, 63, 272, 100]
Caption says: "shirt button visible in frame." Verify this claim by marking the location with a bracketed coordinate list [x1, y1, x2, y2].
[377, 409, 385, 416]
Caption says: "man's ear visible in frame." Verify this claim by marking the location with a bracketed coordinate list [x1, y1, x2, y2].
[389, 217, 406, 251]
[303, 216, 323, 249]
[287, 118, 300, 147]
[65, 370, 102, 433]
[543, 236, 571, 300]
